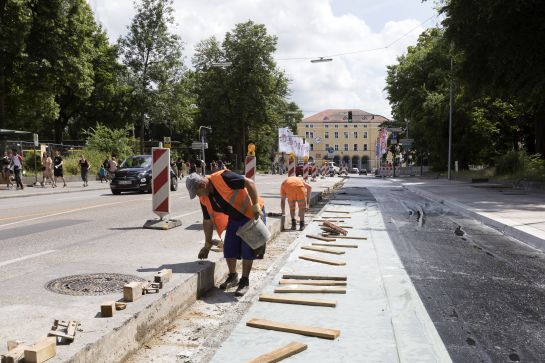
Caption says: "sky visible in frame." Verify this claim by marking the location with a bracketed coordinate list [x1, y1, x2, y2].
[90, 0, 441, 119]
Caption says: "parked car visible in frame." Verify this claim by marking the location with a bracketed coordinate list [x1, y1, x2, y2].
[327, 161, 340, 175]
[110, 155, 178, 195]
[350, 167, 359, 174]
[359, 168, 367, 175]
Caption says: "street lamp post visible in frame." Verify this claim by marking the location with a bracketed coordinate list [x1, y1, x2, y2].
[199, 126, 212, 175]
[447, 57, 453, 180]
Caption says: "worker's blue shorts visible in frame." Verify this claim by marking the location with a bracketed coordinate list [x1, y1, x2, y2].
[224, 209, 266, 260]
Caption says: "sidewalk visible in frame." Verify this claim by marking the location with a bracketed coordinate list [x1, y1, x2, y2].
[210, 178, 452, 363]
[0, 180, 111, 199]
[398, 178, 545, 252]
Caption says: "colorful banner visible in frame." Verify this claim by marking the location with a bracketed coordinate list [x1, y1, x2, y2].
[278, 127, 309, 157]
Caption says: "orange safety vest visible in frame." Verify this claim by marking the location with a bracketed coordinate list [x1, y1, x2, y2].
[199, 170, 264, 237]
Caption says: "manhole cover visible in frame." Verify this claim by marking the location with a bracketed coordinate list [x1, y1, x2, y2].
[45, 273, 146, 296]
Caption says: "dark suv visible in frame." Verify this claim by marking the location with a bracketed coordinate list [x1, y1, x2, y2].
[110, 155, 178, 195]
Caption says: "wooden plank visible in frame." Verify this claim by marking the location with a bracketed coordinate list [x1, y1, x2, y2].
[246, 319, 340, 340]
[321, 224, 352, 229]
[313, 219, 344, 223]
[23, 337, 56, 363]
[279, 279, 346, 286]
[305, 234, 336, 242]
[312, 242, 358, 248]
[259, 294, 337, 307]
[246, 342, 307, 363]
[282, 274, 347, 281]
[324, 210, 351, 213]
[301, 245, 344, 255]
[299, 255, 346, 266]
[322, 221, 348, 234]
[123, 281, 143, 302]
[332, 235, 367, 240]
[100, 301, 116, 318]
[2, 344, 29, 363]
[322, 216, 351, 219]
[274, 287, 346, 294]
[154, 268, 172, 284]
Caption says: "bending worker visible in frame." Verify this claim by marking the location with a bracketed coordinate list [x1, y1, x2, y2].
[280, 176, 312, 231]
[186, 170, 266, 297]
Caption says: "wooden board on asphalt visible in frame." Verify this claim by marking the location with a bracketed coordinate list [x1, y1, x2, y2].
[246, 342, 308, 363]
[301, 245, 345, 255]
[246, 319, 341, 340]
[274, 287, 346, 294]
[305, 234, 336, 242]
[282, 274, 347, 281]
[259, 294, 337, 307]
[278, 279, 346, 286]
[299, 255, 346, 266]
[324, 210, 351, 214]
[331, 235, 367, 240]
[312, 242, 358, 248]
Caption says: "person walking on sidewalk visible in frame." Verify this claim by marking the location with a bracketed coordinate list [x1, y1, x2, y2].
[2, 151, 14, 189]
[108, 156, 117, 177]
[11, 149, 24, 190]
[186, 170, 266, 297]
[79, 154, 91, 187]
[53, 150, 66, 188]
[41, 152, 54, 187]
[280, 176, 312, 230]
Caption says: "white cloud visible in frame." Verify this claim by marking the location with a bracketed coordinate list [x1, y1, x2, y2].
[91, 0, 431, 119]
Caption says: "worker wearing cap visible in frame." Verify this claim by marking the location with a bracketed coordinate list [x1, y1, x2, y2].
[186, 170, 265, 296]
[280, 176, 311, 231]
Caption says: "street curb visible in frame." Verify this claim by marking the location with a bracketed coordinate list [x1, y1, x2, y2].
[405, 185, 545, 252]
[63, 189, 329, 363]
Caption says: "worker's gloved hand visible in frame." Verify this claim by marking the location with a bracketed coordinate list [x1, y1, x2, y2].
[198, 247, 210, 260]
[251, 204, 262, 220]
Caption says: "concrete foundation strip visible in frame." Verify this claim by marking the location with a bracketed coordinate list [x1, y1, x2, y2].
[278, 279, 347, 286]
[245, 341, 308, 363]
[246, 319, 341, 340]
[301, 245, 345, 255]
[259, 294, 337, 307]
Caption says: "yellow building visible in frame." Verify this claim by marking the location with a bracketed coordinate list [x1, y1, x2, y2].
[297, 109, 389, 170]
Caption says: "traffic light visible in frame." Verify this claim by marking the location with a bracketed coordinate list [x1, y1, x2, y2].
[348, 110, 353, 123]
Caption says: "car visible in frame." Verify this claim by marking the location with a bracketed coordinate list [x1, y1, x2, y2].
[110, 155, 178, 195]
[295, 162, 304, 176]
[326, 161, 340, 175]
[350, 167, 359, 174]
[359, 168, 367, 175]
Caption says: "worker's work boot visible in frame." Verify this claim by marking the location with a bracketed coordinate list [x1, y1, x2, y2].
[235, 277, 249, 297]
[299, 221, 305, 231]
[219, 273, 239, 290]
[291, 219, 297, 230]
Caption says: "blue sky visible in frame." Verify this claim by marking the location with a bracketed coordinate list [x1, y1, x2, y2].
[91, 0, 440, 119]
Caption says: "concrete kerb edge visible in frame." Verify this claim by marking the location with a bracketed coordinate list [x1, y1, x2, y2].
[64, 188, 328, 363]
[405, 185, 545, 252]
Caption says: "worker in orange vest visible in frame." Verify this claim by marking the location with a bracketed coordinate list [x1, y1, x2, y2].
[280, 176, 312, 231]
[186, 171, 265, 296]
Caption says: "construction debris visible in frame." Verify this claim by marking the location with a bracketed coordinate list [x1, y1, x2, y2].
[48, 320, 80, 344]
[23, 337, 56, 363]
[278, 279, 346, 286]
[246, 319, 340, 340]
[1, 341, 28, 363]
[123, 281, 143, 302]
[246, 341, 307, 363]
[282, 274, 347, 281]
[299, 255, 346, 266]
[154, 268, 172, 284]
[115, 302, 127, 310]
[301, 245, 345, 255]
[305, 234, 336, 242]
[312, 242, 358, 248]
[321, 221, 348, 235]
[274, 287, 346, 294]
[259, 294, 337, 307]
[100, 301, 116, 318]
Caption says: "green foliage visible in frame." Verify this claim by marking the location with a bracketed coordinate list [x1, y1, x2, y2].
[495, 151, 545, 180]
[84, 124, 134, 159]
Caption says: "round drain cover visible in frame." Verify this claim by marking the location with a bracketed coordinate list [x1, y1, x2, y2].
[45, 273, 146, 296]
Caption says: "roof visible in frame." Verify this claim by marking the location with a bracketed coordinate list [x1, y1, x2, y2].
[302, 109, 389, 123]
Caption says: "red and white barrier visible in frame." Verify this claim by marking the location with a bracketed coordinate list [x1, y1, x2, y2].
[152, 147, 170, 219]
[311, 164, 317, 181]
[321, 163, 327, 178]
[288, 158, 295, 177]
[303, 162, 309, 181]
[245, 156, 256, 180]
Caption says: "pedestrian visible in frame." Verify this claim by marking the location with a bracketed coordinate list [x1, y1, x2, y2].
[41, 152, 54, 187]
[176, 157, 184, 179]
[170, 158, 178, 179]
[1, 151, 14, 189]
[102, 158, 111, 181]
[280, 176, 312, 230]
[185, 170, 266, 296]
[11, 149, 24, 190]
[53, 150, 66, 188]
[189, 161, 196, 174]
[98, 165, 107, 183]
[79, 154, 91, 187]
[195, 159, 203, 175]
[108, 156, 117, 178]
[217, 160, 225, 170]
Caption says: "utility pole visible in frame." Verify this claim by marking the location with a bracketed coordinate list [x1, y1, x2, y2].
[199, 126, 211, 175]
[447, 57, 453, 180]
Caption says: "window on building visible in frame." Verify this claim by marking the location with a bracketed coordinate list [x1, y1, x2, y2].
[310, 144, 314, 151]
[305, 131, 309, 138]
[334, 144, 339, 151]
[334, 131, 339, 139]
[354, 125, 358, 128]
[344, 132, 349, 138]
[353, 132, 358, 138]
[334, 124, 339, 128]
[363, 131, 368, 138]
[344, 144, 348, 151]
[305, 124, 309, 128]
[353, 144, 358, 151]
[325, 143, 330, 149]
[310, 132, 314, 138]
[325, 124, 329, 128]
[344, 124, 348, 128]
[316, 153, 321, 158]
[363, 124, 368, 128]
[309, 124, 314, 128]
[325, 131, 329, 139]
[364, 144, 368, 151]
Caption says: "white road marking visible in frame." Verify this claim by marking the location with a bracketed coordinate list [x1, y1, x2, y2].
[171, 210, 201, 219]
[0, 249, 56, 267]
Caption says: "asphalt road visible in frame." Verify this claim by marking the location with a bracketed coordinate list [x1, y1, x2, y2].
[364, 176, 545, 363]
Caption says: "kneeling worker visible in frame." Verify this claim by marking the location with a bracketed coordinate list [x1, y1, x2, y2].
[280, 176, 312, 231]
[186, 170, 265, 296]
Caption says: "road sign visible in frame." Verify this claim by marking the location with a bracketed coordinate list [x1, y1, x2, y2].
[191, 141, 208, 150]
[315, 137, 322, 144]
[33, 133, 39, 147]
[399, 138, 414, 144]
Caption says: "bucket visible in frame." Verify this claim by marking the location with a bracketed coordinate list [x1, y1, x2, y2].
[236, 217, 271, 250]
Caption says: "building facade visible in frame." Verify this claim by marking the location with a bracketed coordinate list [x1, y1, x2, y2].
[297, 109, 389, 170]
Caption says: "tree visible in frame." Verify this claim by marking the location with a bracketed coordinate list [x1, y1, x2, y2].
[441, 0, 545, 156]
[118, 0, 184, 153]
[193, 22, 299, 167]
[84, 123, 133, 158]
